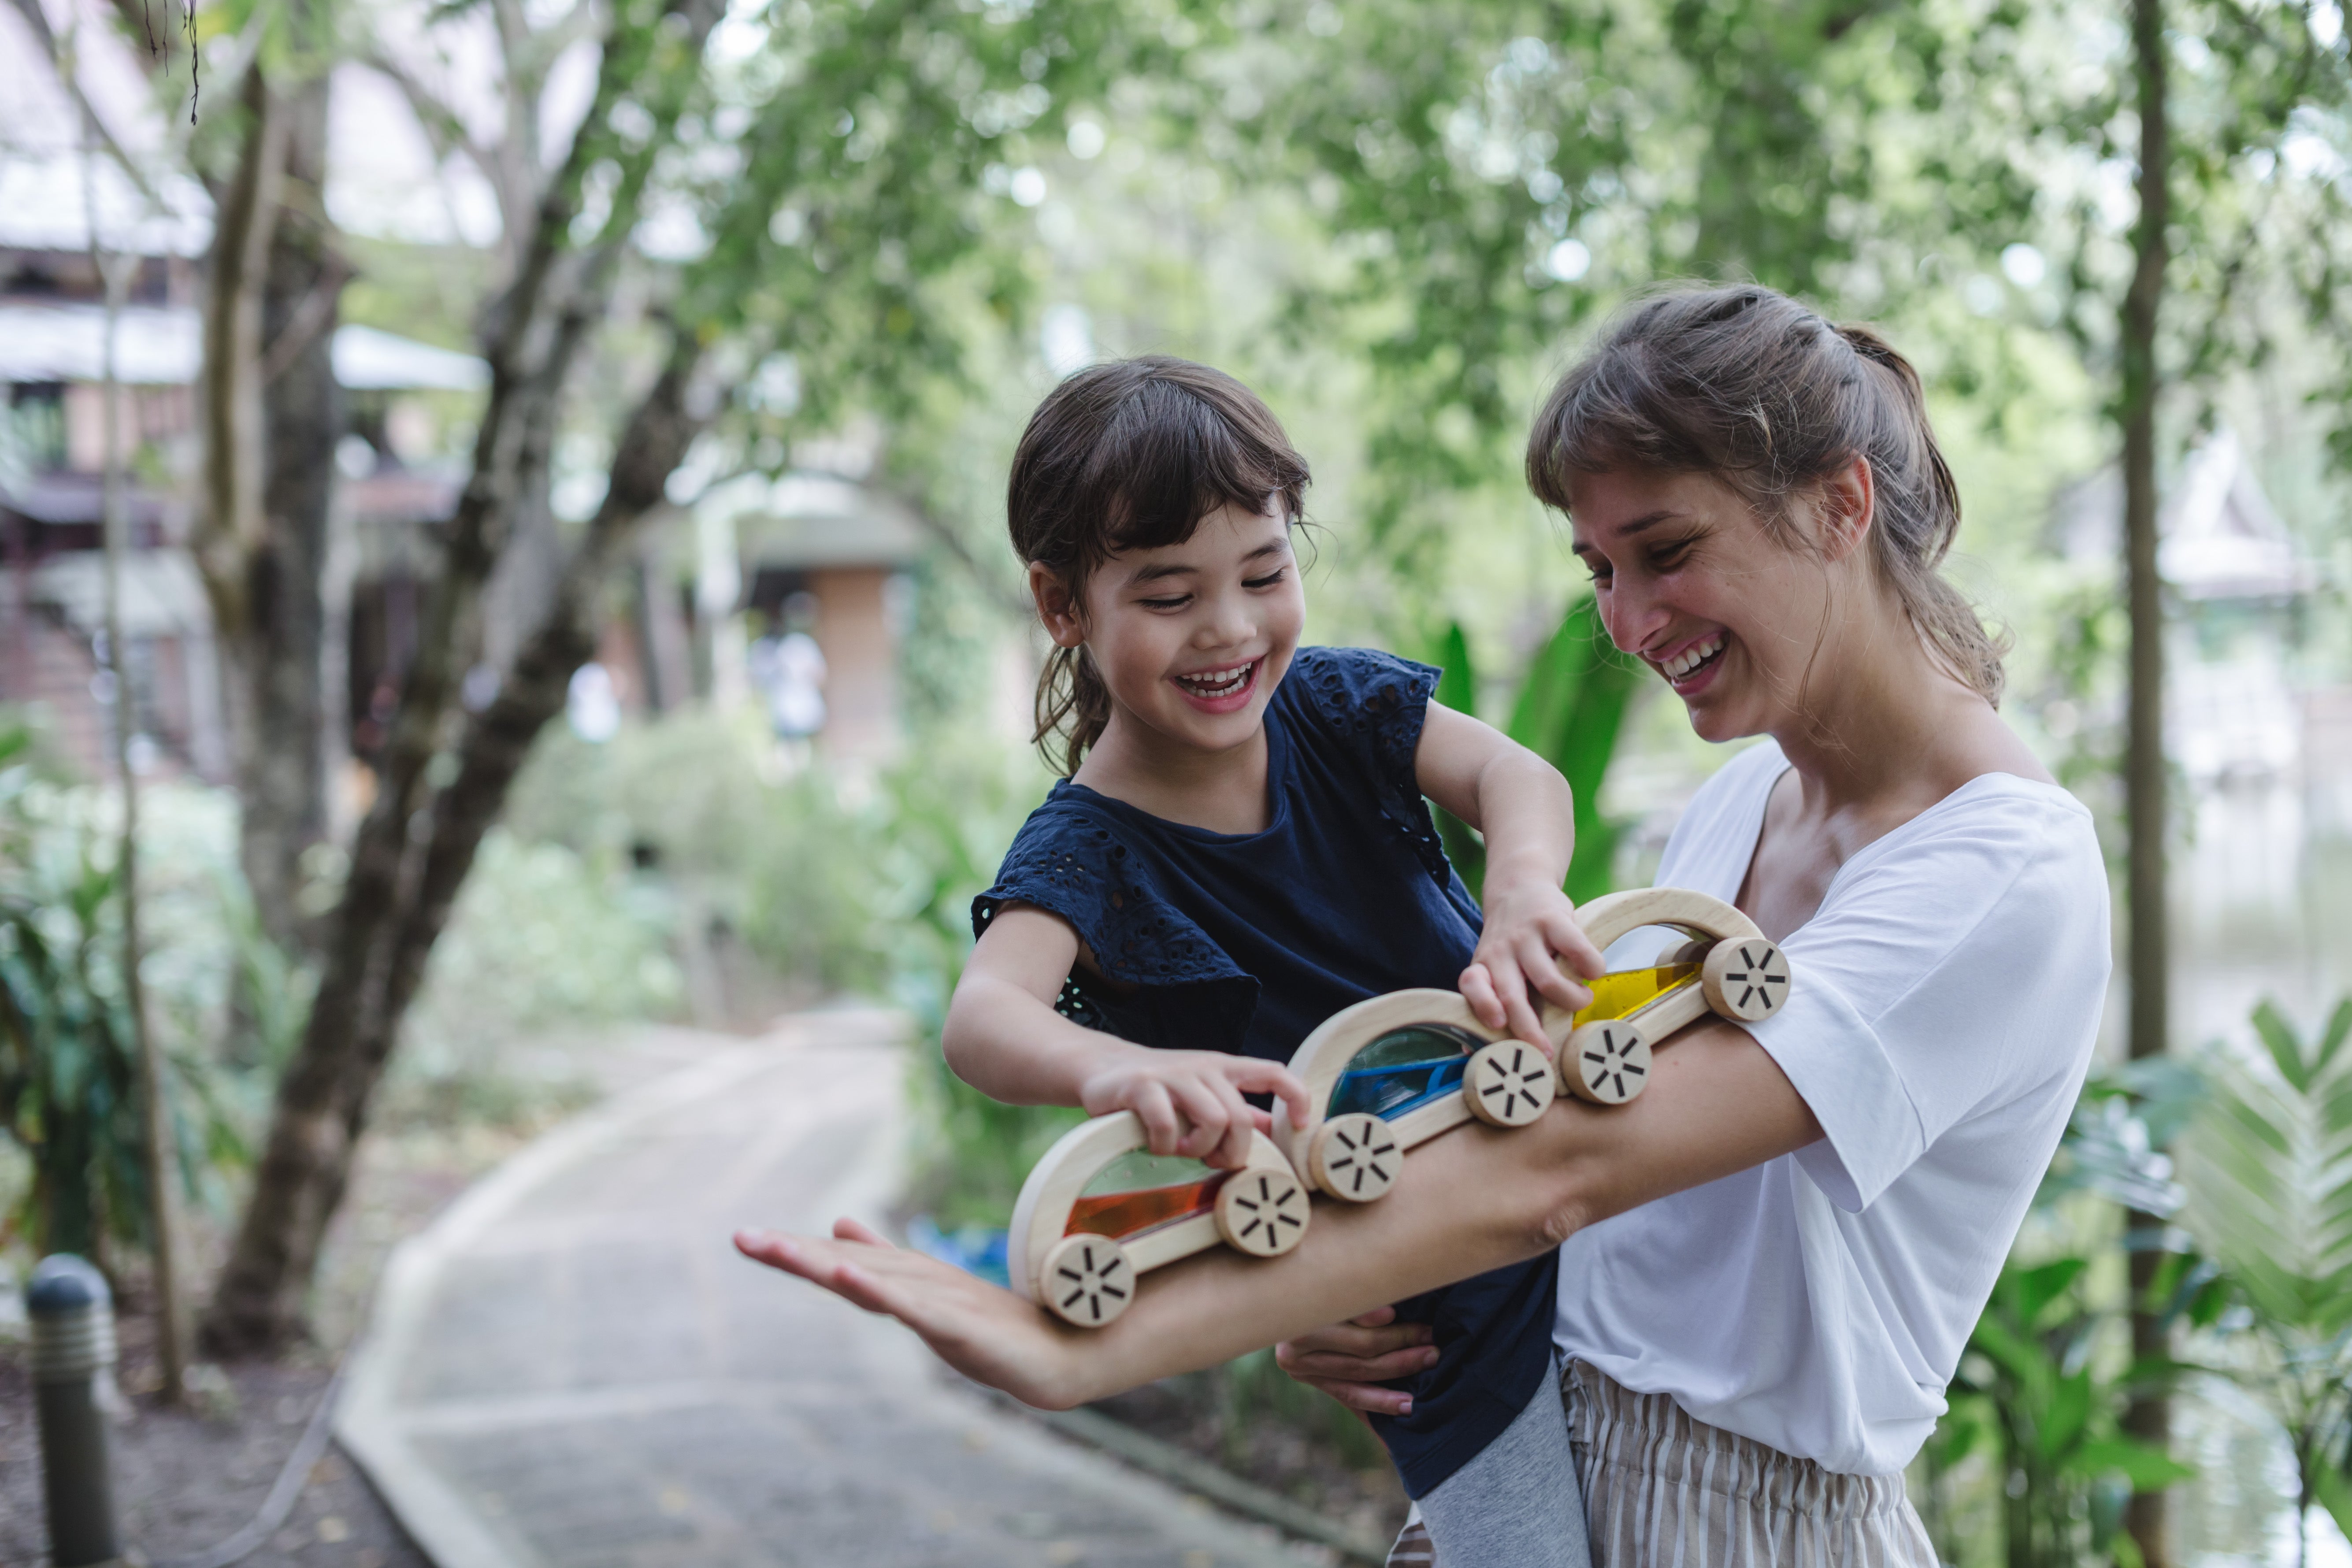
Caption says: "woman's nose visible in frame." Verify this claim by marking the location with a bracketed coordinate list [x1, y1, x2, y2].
[1599, 578, 1667, 654]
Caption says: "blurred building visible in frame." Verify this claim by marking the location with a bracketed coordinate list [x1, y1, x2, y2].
[0, 151, 486, 782]
[684, 471, 926, 764]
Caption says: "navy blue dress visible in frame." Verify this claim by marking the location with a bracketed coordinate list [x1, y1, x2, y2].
[973, 645, 1558, 1498]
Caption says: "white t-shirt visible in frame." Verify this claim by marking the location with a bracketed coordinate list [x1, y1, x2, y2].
[1553, 739, 2110, 1476]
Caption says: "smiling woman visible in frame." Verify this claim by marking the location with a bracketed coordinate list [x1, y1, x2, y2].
[737, 294, 2116, 1568]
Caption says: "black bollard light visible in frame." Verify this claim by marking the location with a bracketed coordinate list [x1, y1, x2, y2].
[29, 1254, 122, 1568]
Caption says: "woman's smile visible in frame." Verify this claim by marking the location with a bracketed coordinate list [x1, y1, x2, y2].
[1648, 631, 1728, 696]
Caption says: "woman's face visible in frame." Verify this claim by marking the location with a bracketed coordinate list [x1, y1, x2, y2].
[1568, 467, 1840, 744]
[1038, 500, 1306, 759]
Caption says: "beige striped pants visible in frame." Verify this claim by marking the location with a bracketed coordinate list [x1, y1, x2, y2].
[1390, 1363, 1938, 1568]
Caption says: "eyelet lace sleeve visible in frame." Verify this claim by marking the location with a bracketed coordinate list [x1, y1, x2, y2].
[972, 803, 1260, 1050]
[1287, 646, 1453, 885]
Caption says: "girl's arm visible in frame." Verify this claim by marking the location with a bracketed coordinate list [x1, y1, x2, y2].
[1414, 702, 1606, 1046]
[737, 1014, 1823, 1409]
[947, 905, 1308, 1168]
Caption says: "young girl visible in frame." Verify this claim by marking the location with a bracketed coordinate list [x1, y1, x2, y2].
[946, 356, 1604, 1567]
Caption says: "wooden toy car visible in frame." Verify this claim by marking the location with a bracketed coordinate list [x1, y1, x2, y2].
[1007, 1112, 1312, 1328]
[1271, 886, 1791, 1205]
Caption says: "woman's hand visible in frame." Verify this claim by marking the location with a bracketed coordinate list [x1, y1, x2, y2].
[734, 1219, 1086, 1409]
[1461, 874, 1604, 1049]
[1273, 1305, 1439, 1417]
[1078, 1050, 1311, 1169]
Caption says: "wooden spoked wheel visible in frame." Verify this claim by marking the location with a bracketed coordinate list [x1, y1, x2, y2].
[1309, 1113, 1401, 1203]
[1038, 1233, 1135, 1328]
[1464, 1040, 1556, 1127]
[1703, 938, 1791, 1022]
[1564, 1019, 1652, 1105]
[1213, 1168, 1312, 1257]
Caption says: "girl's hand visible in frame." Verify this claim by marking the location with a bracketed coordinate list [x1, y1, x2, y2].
[735, 1219, 1085, 1409]
[1273, 1305, 1438, 1416]
[1077, 1051, 1312, 1169]
[1461, 875, 1605, 1049]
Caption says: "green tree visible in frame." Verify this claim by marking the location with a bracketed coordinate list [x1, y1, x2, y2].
[204, 0, 1200, 1353]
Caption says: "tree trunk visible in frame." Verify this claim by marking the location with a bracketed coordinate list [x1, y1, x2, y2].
[191, 65, 348, 958]
[2120, 0, 2173, 1561]
[241, 74, 346, 952]
[201, 330, 709, 1353]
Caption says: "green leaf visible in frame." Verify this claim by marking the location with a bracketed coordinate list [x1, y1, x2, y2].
[2254, 999, 2310, 1091]
[2317, 999, 2352, 1078]
[2313, 1461, 2352, 1544]
[2062, 1438, 2196, 1490]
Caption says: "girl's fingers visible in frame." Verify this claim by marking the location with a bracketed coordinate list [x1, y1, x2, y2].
[1288, 1347, 1440, 1381]
[1348, 1305, 1399, 1329]
[1458, 962, 1507, 1030]
[1208, 1078, 1256, 1169]
[1554, 918, 1608, 980]
[1276, 1318, 1431, 1359]
[1166, 1077, 1232, 1162]
[1228, 1059, 1313, 1129]
[1489, 952, 1547, 1048]
[1519, 934, 1594, 1017]
[1131, 1082, 1181, 1155]
[1295, 1376, 1413, 1417]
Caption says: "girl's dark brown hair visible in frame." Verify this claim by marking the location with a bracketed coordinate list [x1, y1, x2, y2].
[1526, 284, 2007, 705]
[1009, 356, 1310, 775]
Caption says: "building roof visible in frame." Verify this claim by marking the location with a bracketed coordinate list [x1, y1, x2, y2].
[704, 472, 930, 569]
[2050, 427, 2315, 601]
[0, 302, 487, 391]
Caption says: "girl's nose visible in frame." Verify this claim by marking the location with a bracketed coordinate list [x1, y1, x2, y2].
[1196, 586, 1255, 647]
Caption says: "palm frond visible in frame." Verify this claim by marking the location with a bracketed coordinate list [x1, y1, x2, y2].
[2178, 997, 2352, 1339]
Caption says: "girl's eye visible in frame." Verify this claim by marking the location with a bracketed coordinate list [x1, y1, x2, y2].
[1138, 594, 1191, 610]
[1243, 569, 1288, 589]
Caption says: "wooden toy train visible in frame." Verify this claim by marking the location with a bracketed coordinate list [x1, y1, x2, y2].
[1008, 888, 1791, 1328]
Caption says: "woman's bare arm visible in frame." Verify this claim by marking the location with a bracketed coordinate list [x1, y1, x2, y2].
[736, 1017, 1822, 1409]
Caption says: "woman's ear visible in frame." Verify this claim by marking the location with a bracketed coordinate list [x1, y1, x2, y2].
[1029, 562, 1087, 649]
[1815, 457, 1875, 563]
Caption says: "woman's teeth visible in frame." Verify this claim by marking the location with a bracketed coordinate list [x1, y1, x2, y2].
[1176, 661, 1254, 698]
[1659, 635, 1724, 680]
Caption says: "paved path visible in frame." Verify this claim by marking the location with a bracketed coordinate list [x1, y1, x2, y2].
[338, 1009, 1306, 1568]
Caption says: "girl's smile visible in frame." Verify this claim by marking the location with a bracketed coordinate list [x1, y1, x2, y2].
[1170, 658, 1263, 712]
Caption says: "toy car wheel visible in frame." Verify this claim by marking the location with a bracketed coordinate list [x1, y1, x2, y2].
[1309, 1113, 1401, 1202]
[1038, 1233, 1135, 1328]
[1703, 938, 1791, 1022]
[1464, 1039, 1555, 1127]
[1656, 938, 1713, 967]
[1564, 1019, 1652, 1105]
[1214, 1167, 1311, 1257]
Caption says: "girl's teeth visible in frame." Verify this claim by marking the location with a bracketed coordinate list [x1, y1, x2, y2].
[1179, 661, 1252, 696]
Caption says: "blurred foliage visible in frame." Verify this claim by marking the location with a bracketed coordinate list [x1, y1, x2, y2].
[2175, 998, 2352, 1565]
[0, 729, 250, 1260]
[1424, 593, 1637, 902]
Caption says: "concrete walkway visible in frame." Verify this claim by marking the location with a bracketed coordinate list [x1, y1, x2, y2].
[338, 1009, 1306, 1568]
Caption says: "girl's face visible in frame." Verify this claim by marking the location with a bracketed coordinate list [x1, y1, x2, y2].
[1038, 500, 1306, 759]
[1569, 466, 1855, 744]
